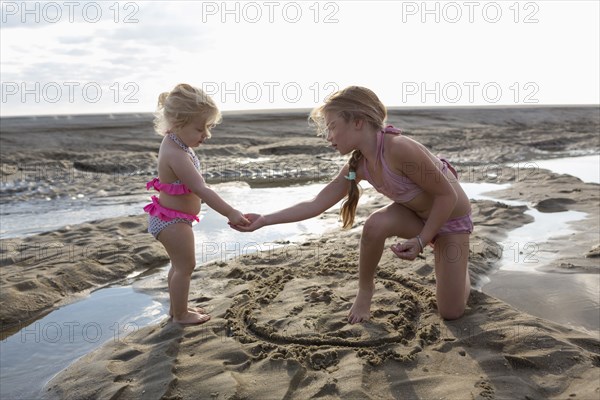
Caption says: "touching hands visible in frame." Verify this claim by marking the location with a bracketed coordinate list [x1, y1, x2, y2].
[229, 213, 266, 232]
[390, 237, 423, 261]
[227, 209, 251, 226]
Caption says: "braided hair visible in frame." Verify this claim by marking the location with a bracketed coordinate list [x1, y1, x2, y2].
[340, 149, 364, 228]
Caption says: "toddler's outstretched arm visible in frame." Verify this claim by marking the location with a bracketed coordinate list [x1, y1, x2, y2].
[168, 152, 250, 226]
[197, 184, 250, 226]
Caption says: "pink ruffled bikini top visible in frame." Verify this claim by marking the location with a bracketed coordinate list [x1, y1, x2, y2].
[146, 132, 201, 195]
[361, 125, 425, 203]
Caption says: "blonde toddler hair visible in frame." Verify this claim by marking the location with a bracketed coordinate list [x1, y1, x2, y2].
[153, 83, 222, 136]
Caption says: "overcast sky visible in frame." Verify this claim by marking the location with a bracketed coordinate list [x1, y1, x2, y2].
[1, 0, 598, 116]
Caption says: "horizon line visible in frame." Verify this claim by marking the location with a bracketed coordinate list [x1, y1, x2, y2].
[1, 103, 599, 119]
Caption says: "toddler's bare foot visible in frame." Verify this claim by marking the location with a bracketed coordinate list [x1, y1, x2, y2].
[347, 285, 374, 324]
[169, 306, 206, 318]
[173, 311, 211, 325]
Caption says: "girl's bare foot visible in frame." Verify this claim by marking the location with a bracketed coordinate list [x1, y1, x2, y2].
[172, 311, 211, 325]
[347, 285, 374, 324]
[169, 306, 206, 318]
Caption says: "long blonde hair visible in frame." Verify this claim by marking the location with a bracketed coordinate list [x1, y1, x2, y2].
[309, 86, 387, 228]
[153, 83, 222, 136]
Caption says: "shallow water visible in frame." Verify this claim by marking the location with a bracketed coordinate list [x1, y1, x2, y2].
[479, 155, 599, 335]
[478, 206, 597, 334]
[483, 270, 600, 336]
[0, 194, 148, 239]
[0, 286, 164, 400]
[493, 208, 588, 273]
[1, 155, 598, 398]
[478, 200, 598, 335]
[515, 154, 600, 184]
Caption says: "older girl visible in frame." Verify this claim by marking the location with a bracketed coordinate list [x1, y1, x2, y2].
[232, 86, 472, 323]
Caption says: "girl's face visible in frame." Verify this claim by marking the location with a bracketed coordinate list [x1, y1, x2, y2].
[175, 114, 215, 148]
[324, 111, 356, 155]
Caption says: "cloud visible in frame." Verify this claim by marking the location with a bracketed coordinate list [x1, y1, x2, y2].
[1, 2, 216, 90]
[61, 48, 92, 56]
[58, 35, 95, 44]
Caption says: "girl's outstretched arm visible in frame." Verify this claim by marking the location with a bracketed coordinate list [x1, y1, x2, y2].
[231, 165, 354, 232]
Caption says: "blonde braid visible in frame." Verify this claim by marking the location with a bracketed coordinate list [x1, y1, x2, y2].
[340, 150, 363, 229]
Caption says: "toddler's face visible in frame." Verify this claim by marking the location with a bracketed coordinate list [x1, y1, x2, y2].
[177, 114, 215, 148]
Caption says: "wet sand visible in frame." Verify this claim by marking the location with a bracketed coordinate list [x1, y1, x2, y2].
[1, 106, 599, 399]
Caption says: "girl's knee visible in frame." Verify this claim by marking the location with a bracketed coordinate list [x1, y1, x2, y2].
[361, 216, 386, 243]
[439, 305, 465, 321]
[172, 261, 196, 274]
[437, 284, 470, 320]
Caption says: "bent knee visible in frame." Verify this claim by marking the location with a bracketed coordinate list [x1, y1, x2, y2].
[362, 216, 387, 243]
[439, 306, 466, 321]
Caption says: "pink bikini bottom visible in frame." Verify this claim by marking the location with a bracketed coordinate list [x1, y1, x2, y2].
[426, 212, 473, 245]
[143, 195, 199, 239]
[428, 159, 472, 244]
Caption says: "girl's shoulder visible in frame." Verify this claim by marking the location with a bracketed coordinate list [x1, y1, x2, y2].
[158, 135, 180, 160]
[385, 133, 419, 156]
[384, 134, 430, 168]
[159, 135, 180, 152]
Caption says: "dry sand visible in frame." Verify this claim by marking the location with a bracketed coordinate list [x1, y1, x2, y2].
[1, 107, 599, 399]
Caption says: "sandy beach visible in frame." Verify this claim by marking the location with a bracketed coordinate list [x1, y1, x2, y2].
[1, 107, 599, 399]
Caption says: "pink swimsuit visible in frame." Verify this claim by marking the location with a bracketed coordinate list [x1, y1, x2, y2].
[362, 126, 473, 243]
[146, 177, 192, 195]
[143, 133, 201, 238]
